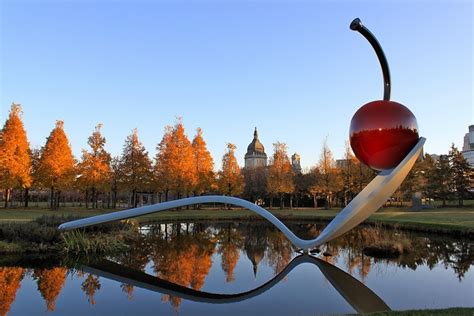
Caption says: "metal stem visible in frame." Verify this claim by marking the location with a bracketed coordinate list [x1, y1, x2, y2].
[350, 18, 391, 101]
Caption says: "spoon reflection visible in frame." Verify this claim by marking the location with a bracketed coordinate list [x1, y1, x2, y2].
[79, 254, 390, 314]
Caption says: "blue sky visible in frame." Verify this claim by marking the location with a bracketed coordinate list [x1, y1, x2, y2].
[1, 0, 472, 169]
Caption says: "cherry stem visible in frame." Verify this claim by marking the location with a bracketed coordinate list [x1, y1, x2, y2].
[350, 18, 391, 101]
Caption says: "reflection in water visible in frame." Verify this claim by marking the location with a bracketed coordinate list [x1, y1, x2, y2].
[79, 273, 101, 305]
[0, 221, 473, 315]
[0, 267, 24, 316]
[33, 267, 67, 311]
[80, 254, 390, 314]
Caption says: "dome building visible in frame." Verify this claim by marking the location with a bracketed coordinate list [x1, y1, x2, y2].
[244, 128, 267, 169]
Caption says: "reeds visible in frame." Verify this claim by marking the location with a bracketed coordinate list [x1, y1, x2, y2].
[61, 230, 129, 255]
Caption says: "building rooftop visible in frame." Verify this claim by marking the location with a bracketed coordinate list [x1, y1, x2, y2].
[245, 128, 267, 158]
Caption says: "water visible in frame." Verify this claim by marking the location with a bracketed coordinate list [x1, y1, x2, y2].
[1, 221, 473, 315]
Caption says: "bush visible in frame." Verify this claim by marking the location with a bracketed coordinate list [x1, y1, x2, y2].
[0, 222, 60, 244]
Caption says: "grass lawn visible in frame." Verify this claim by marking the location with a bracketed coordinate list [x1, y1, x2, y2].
[1, 204, 473, 235]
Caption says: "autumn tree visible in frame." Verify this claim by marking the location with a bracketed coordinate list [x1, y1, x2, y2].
[33, 267, 67, 311]
[37, 121, 76, 209]
[449, 144, 472, 207]
[118, 129, 153, 208]
[0, 103, 32, 208]
[339, 142, 360, 206]
[192, 128, 215, 196]
[292, 172, 313, 207]
[266, 142, 294, 209]
[154, 121, 196, 200]
[243, 166, 267, 204]
[308, 167, 322, 207]
[110, 156, 122, 208]
[316, 139, 341, 209]
[77, 124, 112, 208]
[154, 126, 173, 201]
[217, 143, 243, 198]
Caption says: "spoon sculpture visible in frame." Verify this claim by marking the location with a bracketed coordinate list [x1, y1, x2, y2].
[59, 18, 425, 251]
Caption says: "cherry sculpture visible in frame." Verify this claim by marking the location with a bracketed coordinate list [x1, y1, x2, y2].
[349, 18, 419, 171]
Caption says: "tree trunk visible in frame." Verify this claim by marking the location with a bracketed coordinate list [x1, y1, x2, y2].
[50, 186, 55, 209]
[112, 187, 117, 209]
[55, 191, 61, 209]
[4, 189, 11, 208]
[279, 193, 284, 210]
[313, 194, 317, 208]
[24, 188, 29, 208]
[85, 189, 89, 209]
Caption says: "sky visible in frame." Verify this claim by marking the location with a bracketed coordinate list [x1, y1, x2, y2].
[0, 0, 472, 170]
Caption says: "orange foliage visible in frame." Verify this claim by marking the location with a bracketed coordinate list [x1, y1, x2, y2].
[192, 128, 215, 195]
[155, 120, 196, 198]
[154, 235, 214, 309]
[81, 274, 101, 305]
[220, 242, 240, 282]
[78, 124, 112, 195]
[0, 103, 32, 192]
[33, 267, 67, 311]
[117, 129, 153, 205]
[218, 143, 243, 196]
[0, 267, 24, 316]
[121, 283, 135, 301]
[37, 121, 75, 191]
[154, 126, 174, 196]
[267, 142, 294, 203]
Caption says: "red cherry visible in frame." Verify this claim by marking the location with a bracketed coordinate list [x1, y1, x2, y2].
[350, 100, 419, 171]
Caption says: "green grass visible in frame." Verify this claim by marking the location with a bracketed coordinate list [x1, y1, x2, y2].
[0, 205, 473, 235]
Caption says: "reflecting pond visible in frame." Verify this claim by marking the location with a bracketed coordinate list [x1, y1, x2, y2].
[1, 221, 473, 315]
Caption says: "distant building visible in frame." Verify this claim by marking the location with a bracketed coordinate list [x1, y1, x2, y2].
[336, 159, 351, 169]
[291, 153, 302, 174]
[462, 125, 474, 167]
[244, 128, 268, 169]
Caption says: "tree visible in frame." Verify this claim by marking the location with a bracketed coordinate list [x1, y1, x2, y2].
[77, 124, 111, 208]
[266, 142, 294, 209]
[110, 156, 122, 208]
[155, 121, 198, 200]
[243, 166, 267, 204]
[37, 121, 76, 209]
[118, 129, 153, 208]
[192, 128, 215, 196]
[217, 143, 243, 199]
[316, 139, 341, 209]
[338, 142, 359, 206]
[0, 103, 32, 208]
[154, 126, 173, 201]
[428, 154, 452, 206]
[449, 144, 472, 207]
[293, 172, 312, 207]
